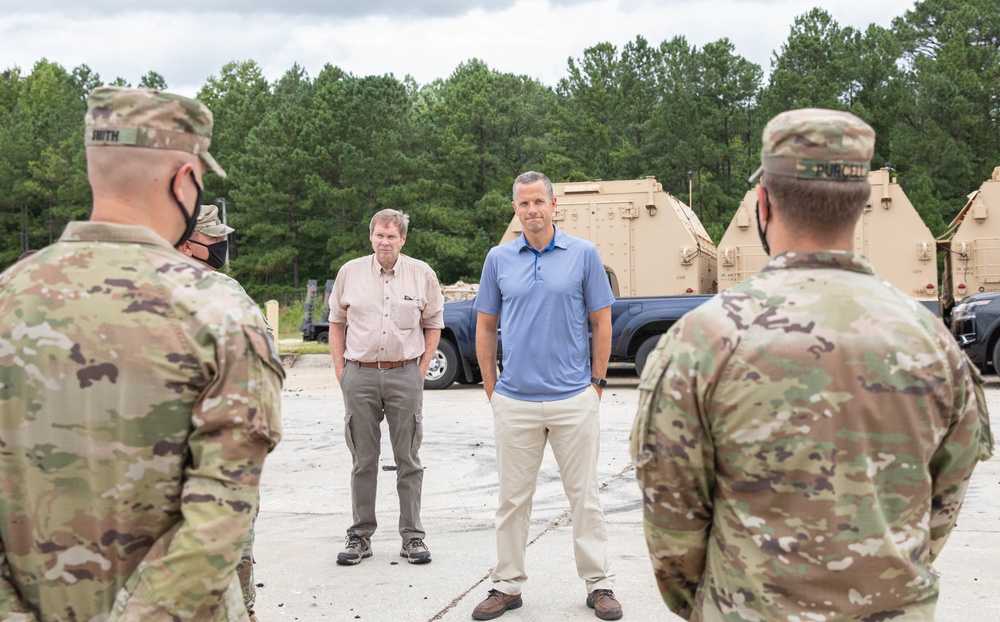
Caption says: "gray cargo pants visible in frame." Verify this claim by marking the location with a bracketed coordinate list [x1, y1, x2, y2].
[341, 359, 425, 540]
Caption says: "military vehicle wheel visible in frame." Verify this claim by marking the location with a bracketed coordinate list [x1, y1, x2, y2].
[316, 331, 329, 345]
[424, 340, 460, 390]
[634, 335, 662, 378]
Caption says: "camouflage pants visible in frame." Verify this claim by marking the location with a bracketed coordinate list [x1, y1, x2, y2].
[236, 492, 260, 612]
[110, 569, 247, 621]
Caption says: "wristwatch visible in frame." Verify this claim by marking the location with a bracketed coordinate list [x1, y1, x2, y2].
[590, 377, 607, 389]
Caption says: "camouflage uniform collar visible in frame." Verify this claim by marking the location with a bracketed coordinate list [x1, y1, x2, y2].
[60, 221, 178, 250]
[762, 250, 874, 275]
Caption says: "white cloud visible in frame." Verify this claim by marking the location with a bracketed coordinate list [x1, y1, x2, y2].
[0, 0, 916, 97]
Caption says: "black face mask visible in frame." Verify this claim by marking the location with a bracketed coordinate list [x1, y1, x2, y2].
[171, 170, 203, 248]
[189, 239, 228, 270]
[755, 194, 771, 257]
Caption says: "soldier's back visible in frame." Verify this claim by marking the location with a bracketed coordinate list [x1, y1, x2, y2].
[648, 251, 982, 621]
[0, 224, 267, 619]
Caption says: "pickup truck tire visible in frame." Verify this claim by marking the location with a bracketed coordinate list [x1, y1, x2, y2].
[992, 338, 1000, 376]
[316, 330, 329, 345]
[424, 339, 460, 390]
[634, 335, 662, 379]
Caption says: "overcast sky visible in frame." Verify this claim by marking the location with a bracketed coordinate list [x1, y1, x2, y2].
[1, 0, 916, 97]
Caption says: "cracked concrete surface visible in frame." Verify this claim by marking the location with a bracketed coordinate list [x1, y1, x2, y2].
[253, 357, 1000, 622]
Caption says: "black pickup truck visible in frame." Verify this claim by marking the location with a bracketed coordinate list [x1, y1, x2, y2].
[950, 291, 1000, 373]
[300, 277, 711, 390]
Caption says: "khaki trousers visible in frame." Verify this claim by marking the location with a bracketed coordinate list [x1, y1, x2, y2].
[489, 387, 615, 595]
[341, 360, 425, 540]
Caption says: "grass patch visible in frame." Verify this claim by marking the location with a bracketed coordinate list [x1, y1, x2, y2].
[262, 296, 330, 354]
[274, 298, 311, 340]
[278, 340, 330, 355]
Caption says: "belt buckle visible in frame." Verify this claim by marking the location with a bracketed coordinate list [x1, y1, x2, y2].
[377, 361, 386, 370]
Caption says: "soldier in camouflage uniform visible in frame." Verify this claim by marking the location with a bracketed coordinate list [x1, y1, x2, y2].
[0, 87, 284, 621]
[631, 108, 993, 622]
[180, 204, 235, 272]
[179, 205, 266, 621]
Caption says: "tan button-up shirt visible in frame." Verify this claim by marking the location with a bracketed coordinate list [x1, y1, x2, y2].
[329, 254, 444, 362]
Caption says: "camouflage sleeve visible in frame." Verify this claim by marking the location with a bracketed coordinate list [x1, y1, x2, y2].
[631, 327, 715, 620]
[0, 537, 41, 621]
[967, 355, 995, 462]
[109, 321, 284, 620]
[928, 351, 991, 561]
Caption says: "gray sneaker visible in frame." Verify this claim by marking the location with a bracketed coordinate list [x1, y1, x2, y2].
[399, 537, 432, 564]
[336, 534, 372, 565]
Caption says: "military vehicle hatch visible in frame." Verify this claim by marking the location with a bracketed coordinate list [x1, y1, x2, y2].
[939, 166, 1000, 318]
[499, 176, 717, 296]
[718, 168, 939, 314]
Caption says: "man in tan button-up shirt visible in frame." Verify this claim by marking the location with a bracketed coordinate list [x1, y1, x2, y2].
[328, 208, 444, 567]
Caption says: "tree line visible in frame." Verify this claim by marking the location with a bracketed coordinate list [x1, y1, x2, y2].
[2, 0, 998, 303]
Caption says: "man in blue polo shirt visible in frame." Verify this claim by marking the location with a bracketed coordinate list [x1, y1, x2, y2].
[471, 171, 622, 621]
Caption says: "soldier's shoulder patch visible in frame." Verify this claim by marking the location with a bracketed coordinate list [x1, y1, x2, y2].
[243, 324, 285, 381]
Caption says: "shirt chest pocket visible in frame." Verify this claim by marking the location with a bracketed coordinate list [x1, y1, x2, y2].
[391, 299, 422, 330]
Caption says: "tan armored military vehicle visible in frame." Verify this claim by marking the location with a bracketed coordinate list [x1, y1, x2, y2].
[718, 167, 940, 313]
[499, 176, 717, 296]
[716, 188, 769, 291]
[938, 166, 1000, 315]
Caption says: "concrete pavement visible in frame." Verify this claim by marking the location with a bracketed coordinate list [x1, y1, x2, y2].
[253, 356, 999, 622]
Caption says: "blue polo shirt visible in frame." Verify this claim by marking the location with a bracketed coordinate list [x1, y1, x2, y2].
[474, 226, 615, 401]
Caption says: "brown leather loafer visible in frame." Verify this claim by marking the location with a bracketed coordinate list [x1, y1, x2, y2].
[472, 589, 522, 620]
[586, 589, 623, 620]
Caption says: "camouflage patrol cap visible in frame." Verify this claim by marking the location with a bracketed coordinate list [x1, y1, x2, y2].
[748, 108, 874, 183]
[196, 205, 235, 237]
[84, 86, 227, 179]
